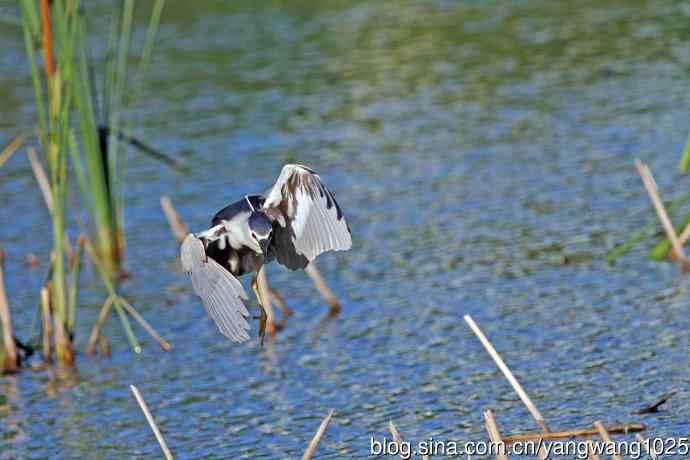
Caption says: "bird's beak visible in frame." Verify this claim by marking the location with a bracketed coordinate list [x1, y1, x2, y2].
[259, 238, 270, 256]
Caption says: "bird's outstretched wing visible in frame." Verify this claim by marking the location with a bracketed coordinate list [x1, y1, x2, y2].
[180, 234, 251, 342]
[262, 164, 352, 270]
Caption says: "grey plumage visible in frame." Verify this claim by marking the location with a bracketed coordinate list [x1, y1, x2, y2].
[181, 164, 352, 342]
[180, 234, 250, 342]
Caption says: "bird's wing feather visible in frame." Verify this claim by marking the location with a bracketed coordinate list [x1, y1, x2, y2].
[180, 234, 250, 342]
[262, 164, 351, 269]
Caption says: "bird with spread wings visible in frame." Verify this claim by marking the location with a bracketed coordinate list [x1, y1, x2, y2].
[181, 164, 352, 343]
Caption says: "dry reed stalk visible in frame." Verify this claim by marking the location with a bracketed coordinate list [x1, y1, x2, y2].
[99, 334, 111, 357]
[301, 409, 335, 460]
[27, 147, 53, 213]
[119, 297, 172, 351]
[53, 308, 74, 365]
[160, 196, 189, 243]
[387, 420, 407, 460]
[502, 423, 646, 443]
[0, 132, 27, 169]
[593, 421, 623, 460]
[635, 160, 690, 270]
[25, 149, 74, 260]
[464, 315, 550, 432]
[0, 248, 18, 371]
[305, 262, 340, 315]
[86, 296, 113, 356]
[635, 434, 660, 460]
[484, 409, 509, 460]
[678, 223, 690, 247]
[267, 286, 292, 318]
[586, 440, 600, 460]
[40, 286, 52, 363]
[130, 384, 174, 460]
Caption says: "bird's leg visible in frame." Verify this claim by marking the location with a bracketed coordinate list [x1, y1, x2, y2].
[255, 266, 278, 337]
[251, 275, 268, 345]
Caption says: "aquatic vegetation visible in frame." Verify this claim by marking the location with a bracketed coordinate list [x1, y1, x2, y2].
[14, 0, 166, 366]
[607, 134, 690, 264]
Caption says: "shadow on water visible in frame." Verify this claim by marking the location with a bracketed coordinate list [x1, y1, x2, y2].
[1, 0, 690, 457]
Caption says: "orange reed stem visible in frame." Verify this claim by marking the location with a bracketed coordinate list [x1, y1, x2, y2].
[40, 0, 55, 78]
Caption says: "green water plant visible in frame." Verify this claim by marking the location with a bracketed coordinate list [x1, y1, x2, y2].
[607, 134, 690, 264]
[18, 0, 166, 365]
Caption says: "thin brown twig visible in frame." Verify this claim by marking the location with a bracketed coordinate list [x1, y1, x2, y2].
[301, 409, 335, 460]
[635, 159, 690, 270]
[266, 285, 292, 318]
[27, 147, 53, 213]
[119, 297, 172, 351]
[484, 409, 509, 460]
[387, 420, 407, 460]
[594, 421, 623, 460]
[160, 196, 189, 243]
[86, 296, 113, 356]
[635, 434, 660, 460]
[464, 315, 550, 432]
[305, 262, 340, 315]
[502, 423, 646, 443]
[52, 304, 74, 365]
[24, 151, 74, 258]
[0, 132, 27, 169]
[586, 440, 601, 460]
[130, 384, 174, 460]
[40, 286, 52, 363]
[678, 222, 690, 247]
[0, 247, 18, 371]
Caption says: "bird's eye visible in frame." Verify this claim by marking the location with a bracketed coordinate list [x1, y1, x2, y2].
[251, 232, 257, 240]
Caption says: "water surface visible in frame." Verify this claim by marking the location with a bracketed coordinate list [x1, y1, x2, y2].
[1, 1, 690, 458]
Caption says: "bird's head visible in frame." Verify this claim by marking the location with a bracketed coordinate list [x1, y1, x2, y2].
[248, 212, 273, 256]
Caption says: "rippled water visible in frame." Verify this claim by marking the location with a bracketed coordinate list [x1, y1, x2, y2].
[2, 1, 690, 458]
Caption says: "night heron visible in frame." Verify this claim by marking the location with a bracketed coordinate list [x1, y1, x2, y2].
[180, 164, 352, 343]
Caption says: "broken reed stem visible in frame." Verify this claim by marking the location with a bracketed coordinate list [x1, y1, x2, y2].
[86, 296, 114, 356]
[41, 286, 52, 363]
[267, 285, 292, 318]
[635, 159, 689, 270]
[53, 304, 74, 366]
[27, 147, 54, 213]
[301, 409, 335, 460]
[83, 238, 141, 353]
[387, 420, 407, 460]
[635, 434, 660, 460]
[502, 423, 646, 444]
[67, 236, 85, 335]
[0, 132, 27, 169]
[593, 421, 623, 460]
[160, 196, 189, 243]
[0, 247, 19, 371]
[305, 262, 340, 314]
[463, 315, 550, 433]
[119, 297, 172, 351]
[677, 221, 690, 247]
[99, 334, 112, 357]
[130, 384, 174, 460]
[26, 149, 74, 259]
[484, 410, 509, 460]
[586, 440, 601, 460]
